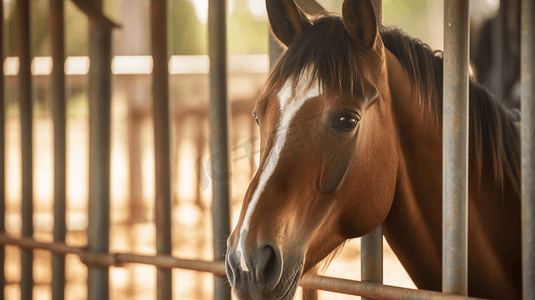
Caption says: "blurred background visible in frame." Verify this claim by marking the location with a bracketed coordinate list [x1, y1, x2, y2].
[2, 0, 500, 299]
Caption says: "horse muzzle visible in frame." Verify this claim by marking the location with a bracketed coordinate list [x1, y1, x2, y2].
[225, 241, 301, 300]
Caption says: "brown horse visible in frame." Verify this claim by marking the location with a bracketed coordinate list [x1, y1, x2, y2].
[224, 0, 522, 299]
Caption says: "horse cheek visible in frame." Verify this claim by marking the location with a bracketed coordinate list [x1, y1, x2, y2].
[339, 128, 397, 237]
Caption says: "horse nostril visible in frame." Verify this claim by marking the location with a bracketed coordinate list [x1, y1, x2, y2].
[256, 245, 283, 288]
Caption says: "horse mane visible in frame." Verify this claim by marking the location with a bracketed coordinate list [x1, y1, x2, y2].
[380, 27, 520, 193]
[264, 14, 520, 194]
[264, 13, 362, 97]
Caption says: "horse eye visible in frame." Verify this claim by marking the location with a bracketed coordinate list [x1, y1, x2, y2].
[335, 115, 358, 131]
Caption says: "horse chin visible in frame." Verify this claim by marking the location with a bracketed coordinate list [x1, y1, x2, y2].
[279, 267, 302, 300]
[229, 254, 303, 300]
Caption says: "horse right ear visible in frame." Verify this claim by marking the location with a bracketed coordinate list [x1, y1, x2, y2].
[342, 0, 379, 50]
[266, 0, 312, 48]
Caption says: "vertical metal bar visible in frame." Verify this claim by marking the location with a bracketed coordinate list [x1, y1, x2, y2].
[87, 9, 112, 300]
[302, 286, 318, 300]
[0, 0, 5, 297]
[294, 0, 325, 15]
[17, 0, 33, 299]
[442, 0, 469, 296]
[361, 227, 383, 283]
[361, 3, 383, 300]
[195, 117, 206, 206]
[50, 0, 66, 298]
[269, 34, 283, 70]
[496, 0, 506, 102]
[151, 0, 172, 299]
[521, 0, 535, 299]
[371, 0, 382, 24]
[208, 1, 231, 300]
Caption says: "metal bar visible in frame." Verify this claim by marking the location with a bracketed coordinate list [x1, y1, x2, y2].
[299, 274, 487, 300]
[17, 0, 33, 299]
[496, 0, 506, 102]
[0, 235, 489, 300]
[0, 235, 227, 273]
[195, 117, 206, 205]
[87, 7, 113, 300]
[361, 3, 383, 300]
[50, 0, 66, 298]
[0, 0, 4, 297]
[208, 1, 231, 299]
[294, 0, 325, 15]
[69, 0, 120, 30]
[361, 226, 383, 282]
[302, 286, 318, 300]
[151, 0, 172, 299]
[520, 0, 535, 298]
[269, 33, 283, 69]
[442, 0, 470, 296]
[371, 0, 382, 24]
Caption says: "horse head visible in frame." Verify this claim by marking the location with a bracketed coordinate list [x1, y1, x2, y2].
[225, 0, 401, 298]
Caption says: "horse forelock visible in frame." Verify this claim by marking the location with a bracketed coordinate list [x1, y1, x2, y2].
[262, 14, 363, 103]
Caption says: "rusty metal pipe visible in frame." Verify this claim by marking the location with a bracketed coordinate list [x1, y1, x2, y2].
[269, 33, 283, 70]
[299, 274, 486, 300]
[442, 0, 470, 296]
[0, 0, 4, 295]
[50, 0, 66, 298]
[208, 0, 232, 300]
[88, 16, 113, 300]
[371, 0, 382, 24]
[208, 0, 231, 300]
[0, 235, 489, 300]
[294, 0, 325, 15]
[520, 0, 535, 298]
[361, 226, 383, 287]
[17, 0, 34, 298]
[361, 3, 383, 300]
[151, 0, 173, 299]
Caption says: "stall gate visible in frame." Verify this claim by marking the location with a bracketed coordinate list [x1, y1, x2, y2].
[0, 0, 533, 300]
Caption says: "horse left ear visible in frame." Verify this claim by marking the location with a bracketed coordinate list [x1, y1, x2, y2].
[266, 0, 312, 47]
[342, 0, 380, 50]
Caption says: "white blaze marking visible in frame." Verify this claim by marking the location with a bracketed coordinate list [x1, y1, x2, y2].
[236, 73, 320, 272]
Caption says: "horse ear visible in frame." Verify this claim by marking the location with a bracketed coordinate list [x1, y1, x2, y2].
[266, 0, 312, 47]
[342, 0, 379, 50]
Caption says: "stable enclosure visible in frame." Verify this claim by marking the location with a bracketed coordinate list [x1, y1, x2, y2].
[0, 0, 533, 300]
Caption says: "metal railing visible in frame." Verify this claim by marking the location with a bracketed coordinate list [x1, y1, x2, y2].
[0, 0, 533, 300]
[0, 234, 488, 300]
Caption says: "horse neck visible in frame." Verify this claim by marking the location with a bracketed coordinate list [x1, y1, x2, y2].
[382, 51, 444, 287]
[381, 50, 522, 295]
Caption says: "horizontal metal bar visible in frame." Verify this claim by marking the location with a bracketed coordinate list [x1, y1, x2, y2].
[0, 235, 489, 300]
[0, 234, 225, 273]
[299, 275, 487, 300]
